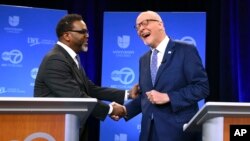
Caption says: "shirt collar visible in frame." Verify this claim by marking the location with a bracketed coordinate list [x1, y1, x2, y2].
[57, 41, 77, 59]
[152, 36, 169, 53]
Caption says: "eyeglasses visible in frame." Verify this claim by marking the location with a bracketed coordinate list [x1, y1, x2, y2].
[67, 29, 89, 35]
[134, 19, 159, 30]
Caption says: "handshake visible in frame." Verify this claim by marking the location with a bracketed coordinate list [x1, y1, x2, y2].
[110, 102, 127, 121]
[109, 84, 140, 121]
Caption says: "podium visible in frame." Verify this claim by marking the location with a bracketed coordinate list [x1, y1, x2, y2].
[0, 97, 97, 141]
[183, 102, 250, 141]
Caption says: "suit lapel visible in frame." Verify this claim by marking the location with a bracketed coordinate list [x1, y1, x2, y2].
[154, 40, 175, 85]
[55, 45, 89, 93]
[142, 51, 154, 88]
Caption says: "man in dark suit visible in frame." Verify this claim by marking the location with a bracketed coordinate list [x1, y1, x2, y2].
[112, 11, 209, 141]
[34, 14, 134, 140]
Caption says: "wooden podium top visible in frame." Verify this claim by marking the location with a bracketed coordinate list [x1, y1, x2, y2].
[183, 102, 250, 132]
[0, 97, 97, 141]
[0, 97, 97, 114]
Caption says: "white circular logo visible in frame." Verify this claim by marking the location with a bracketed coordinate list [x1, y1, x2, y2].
[24, 132, 56, 141]
[111, 67, 135, 85]
[31, 68, 38, 79]
[1, 49, 23, 64]
[180, 36, 196, 46]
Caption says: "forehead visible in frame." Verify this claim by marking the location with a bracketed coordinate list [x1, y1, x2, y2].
[136, 12, 157, 23]
[72, 20, 87, 29]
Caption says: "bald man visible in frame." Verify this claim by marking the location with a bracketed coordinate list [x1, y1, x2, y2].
[112, 11, 209, 141]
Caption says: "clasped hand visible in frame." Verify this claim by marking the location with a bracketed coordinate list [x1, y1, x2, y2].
[110, 102, 126, 121]
[110, 84, 140, 121]
[128, 83, 140, 99]
[146, 90, 170, 104]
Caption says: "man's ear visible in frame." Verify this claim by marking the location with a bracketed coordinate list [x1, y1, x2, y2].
[158, 22, 165, 31]
[62, 32, 71, 42]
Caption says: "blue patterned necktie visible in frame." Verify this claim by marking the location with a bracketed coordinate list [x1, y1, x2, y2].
[150, 49, 158, 85]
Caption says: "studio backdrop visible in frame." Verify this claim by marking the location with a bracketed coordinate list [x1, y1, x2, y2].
[0, 5, 67, 97]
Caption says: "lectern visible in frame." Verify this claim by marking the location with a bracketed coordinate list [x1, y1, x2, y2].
[0, 97, 97, 141]
[183, 102, 250, 141]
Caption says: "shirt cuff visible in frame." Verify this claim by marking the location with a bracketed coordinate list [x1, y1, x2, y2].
[108, 103, 113, 114]
[125, 90, 129, 101]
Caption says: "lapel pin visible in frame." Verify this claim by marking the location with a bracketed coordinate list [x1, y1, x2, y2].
[168, 51, 172, 54]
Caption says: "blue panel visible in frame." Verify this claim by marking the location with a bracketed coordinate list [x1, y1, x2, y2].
[0, 5, 67, 97]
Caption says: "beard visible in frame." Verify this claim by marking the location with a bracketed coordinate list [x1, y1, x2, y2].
[81, 43, 88, 52]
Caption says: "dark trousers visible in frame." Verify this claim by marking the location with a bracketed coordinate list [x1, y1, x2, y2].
[79, 117, 100, 141]
[148, 119, 159, 141]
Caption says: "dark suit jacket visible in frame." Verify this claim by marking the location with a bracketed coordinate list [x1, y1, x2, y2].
[125, 40, 209, 141]
[34, 44, 125, 120]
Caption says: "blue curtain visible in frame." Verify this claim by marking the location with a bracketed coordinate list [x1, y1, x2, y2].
[232, 0, 250, 102]
[206, 0, 250, 102]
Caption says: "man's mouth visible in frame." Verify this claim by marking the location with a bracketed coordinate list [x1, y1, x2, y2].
[141, 32, 150, 38]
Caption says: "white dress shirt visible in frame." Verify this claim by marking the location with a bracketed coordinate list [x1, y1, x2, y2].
[151, 36, 170, 69]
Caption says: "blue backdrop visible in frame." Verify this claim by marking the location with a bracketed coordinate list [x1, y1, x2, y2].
[0, 5, 67, 97]
[100, 12, 206, 141]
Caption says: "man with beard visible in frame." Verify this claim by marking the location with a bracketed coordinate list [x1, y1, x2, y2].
[34, 14, 135, 140]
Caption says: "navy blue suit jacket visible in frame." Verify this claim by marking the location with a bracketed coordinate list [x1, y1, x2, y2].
[125, 40, 209, 141]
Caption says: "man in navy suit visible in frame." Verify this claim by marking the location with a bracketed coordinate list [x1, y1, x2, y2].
[112, 11, 209, 141]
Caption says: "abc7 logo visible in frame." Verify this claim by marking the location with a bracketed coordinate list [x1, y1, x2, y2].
[2, 49, 23, 64]
[176, 36, 197, 46]
[111, 67, 135, 85]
